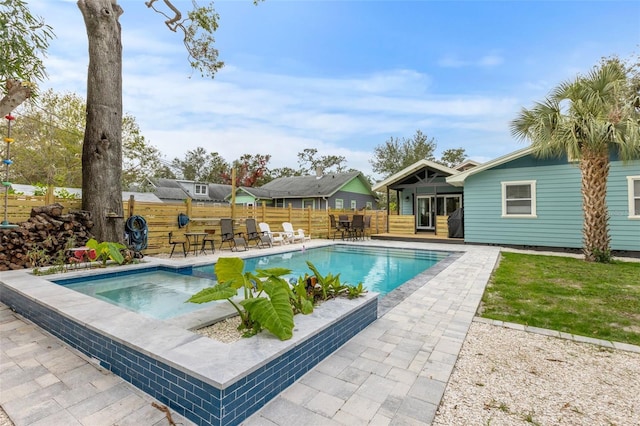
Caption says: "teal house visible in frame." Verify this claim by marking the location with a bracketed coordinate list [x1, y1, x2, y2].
[446, 147, 640, 254]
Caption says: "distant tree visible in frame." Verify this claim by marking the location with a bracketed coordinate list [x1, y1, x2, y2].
[222, 153, 271, 187]
[370, 130, 437, 178]
[269, 166, 301, 179]
[0, 0, 54, 116]
[371, 130, 468, 178]
[10, 90, 164, 190]
[511, 57, 640, 262]
[437, 148, 467, 168]
[171, 147, 229, 183]
[297, 148, 347, 174]
[10, 90, 85, 187]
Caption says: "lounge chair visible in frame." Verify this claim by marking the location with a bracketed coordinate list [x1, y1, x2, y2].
[245, 218, 271, 248]
[295, 228, 311, 242]
[258, 222, 286, 245]
[282, 222, 304, 244]
[219, 218, 248, 252]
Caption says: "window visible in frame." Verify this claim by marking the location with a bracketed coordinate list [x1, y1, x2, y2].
[502, 181, 536, 217]
[194, 184, 207, 195]
[366, 201, 373, 210]
[302, 199, 315, 209]
[629, 176, 640, 218]
[350, 200, 357, 210]
[335, 199, 344, 209]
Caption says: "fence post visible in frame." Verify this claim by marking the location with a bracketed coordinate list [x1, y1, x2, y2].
[288, 204, 292, 222]
[45, 186, 54, 205]
[261, 203, 266, 223]
[127, 195, 135, 218]
[185, 198, 192, 231]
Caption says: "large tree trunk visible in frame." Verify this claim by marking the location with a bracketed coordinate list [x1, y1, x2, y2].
[580, 150, 611, 262]
[78, 0, 124, 243]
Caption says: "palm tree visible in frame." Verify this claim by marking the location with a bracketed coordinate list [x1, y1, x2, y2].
[511, 59, 640, 262]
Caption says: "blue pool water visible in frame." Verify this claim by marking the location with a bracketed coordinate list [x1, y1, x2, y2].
[55, 245, 450, 320]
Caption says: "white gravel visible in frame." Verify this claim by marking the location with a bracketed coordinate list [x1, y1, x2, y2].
[432, 321, 640, 426]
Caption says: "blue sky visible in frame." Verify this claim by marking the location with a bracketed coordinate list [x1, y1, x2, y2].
[28, 0, 640, 180]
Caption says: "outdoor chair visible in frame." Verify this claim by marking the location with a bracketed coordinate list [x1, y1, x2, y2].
[168, 231, 187, 258]
[219, 218, 248, 252]
[329, 214, 347, 240]
[245, 218, 271, 248]
[200, 228, 216, 254]
[363, 215, 372, 240]
[282, 222, 304, 243]
[258, 222, 286, 245]
[348, 215, 365, 241]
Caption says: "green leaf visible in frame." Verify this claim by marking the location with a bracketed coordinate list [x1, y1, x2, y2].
[240, 280, 294, 340]
[215, 257, 246, 289]
[187, 281, 237, 304]
[254, 267, 292, 277]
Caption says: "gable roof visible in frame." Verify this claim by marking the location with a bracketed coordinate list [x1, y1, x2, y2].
[372, 159, 459, 192]
[260, 171, 375, 198]
[207, 184, 232, 202]
[446, 147, 533, 187]
[236, 186, 273, 200]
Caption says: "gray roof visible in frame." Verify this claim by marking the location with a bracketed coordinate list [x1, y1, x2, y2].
[10, 184, 163, 202]
[151, 179, 190, 201]
[237, 186, 273, 199]
[208, 184, 233, 202]
[260, 171, 372, 198]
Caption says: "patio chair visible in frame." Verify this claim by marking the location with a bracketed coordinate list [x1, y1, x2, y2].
[282, 222, 304, 244]
[245, 218, 271, 248]
[200, 228, 216, 254]
[168, 231, 187, 258]
[363, 215, 372, 240]
[329, 214, 347, 240]
[348, 215, 365, 241]
[258, 222, 286, 245]
[219, 218, 248, 252]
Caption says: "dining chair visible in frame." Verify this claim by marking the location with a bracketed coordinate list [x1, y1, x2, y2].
[168, 231, 187, 258]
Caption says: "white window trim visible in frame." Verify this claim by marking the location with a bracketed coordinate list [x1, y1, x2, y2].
[350, 200, 357, 210]
[335, 199, 344, 209]
[628, 176, 640, 219]
[501, 180, 537, 218]
[194, 184, 207, 195]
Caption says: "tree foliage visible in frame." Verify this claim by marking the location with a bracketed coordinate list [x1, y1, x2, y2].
[222, 153, 271, 187]
[297, 148, 347, 175]
[8, 89, 164, 190]
[370, 130, 466, 178]
[0, 0, 55, 116]
[170, 147, 229, 183]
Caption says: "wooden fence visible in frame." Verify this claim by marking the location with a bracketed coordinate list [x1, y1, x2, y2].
[4, 195, 388, 255]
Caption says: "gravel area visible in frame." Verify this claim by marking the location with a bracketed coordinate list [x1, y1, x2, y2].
[194, 315, 244, 343]
[432, 321, 640, 426]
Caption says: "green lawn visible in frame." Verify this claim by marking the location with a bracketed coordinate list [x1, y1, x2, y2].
[481, 252, 640, 346]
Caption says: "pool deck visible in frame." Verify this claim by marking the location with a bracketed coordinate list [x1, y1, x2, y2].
[1, 240, 500, 425]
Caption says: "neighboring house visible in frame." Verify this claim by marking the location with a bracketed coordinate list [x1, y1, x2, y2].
[148, 179, 231, 205]
[259, 171, 378, 210]
[372, 160, 462, 232]
[446, 147, 640, 253]
[232, 186, 274, 206]
[8, 184, 163, 202]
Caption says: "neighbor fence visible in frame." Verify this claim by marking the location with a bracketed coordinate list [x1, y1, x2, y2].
[4, 195, 389, 255]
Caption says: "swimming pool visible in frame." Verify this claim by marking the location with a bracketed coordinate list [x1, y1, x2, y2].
[54, 245, 451, 320]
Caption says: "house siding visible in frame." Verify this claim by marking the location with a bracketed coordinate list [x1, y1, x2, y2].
[463, 155, 640, 252]
[607, 159, 640, 251]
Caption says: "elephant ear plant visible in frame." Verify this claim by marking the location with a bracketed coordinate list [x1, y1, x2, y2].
[187, 257, 295, 340]
[187, 257, 367, 341]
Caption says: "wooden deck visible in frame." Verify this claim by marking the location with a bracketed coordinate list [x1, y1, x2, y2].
[371, 232, 465, 245]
